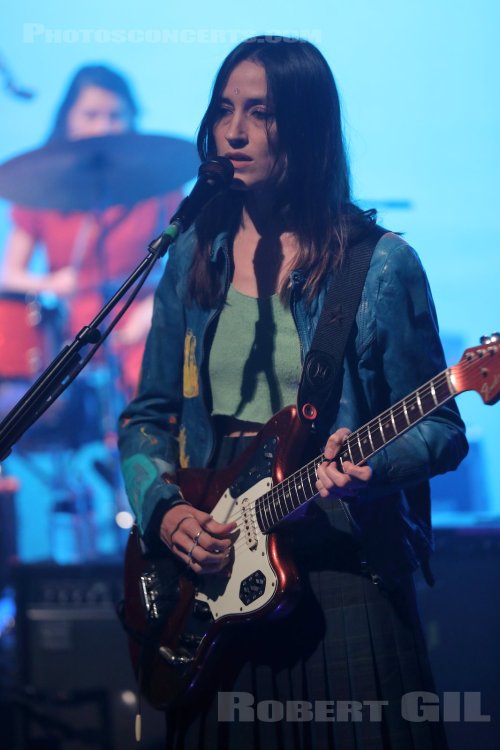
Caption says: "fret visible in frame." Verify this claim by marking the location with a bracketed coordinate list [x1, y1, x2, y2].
[420, 388, 437, 415]
[403, 399, 410, 426]
[269, 493, 280, 527]
[304, 465, 316, 498]
[272, 488, 282, 522]
[262, 497, 274, 529]
[445, 369, 456, 396]
[314, 460, 321, 481]
[356, 432, 365, 461]
[390, 409, 397, 436]
[348, 440, 364, 465]
[290, 474, 302, 512]
[266, 493, 279, 530]
[275, 484, 288, 519]
[416, 390, 424, 416]
[339, 445, 349, 465]
[406, 396, 421, 424]
[367, 424, 375, 452]
[378, 416, 385, 442]
[430, 380, 438, 406]
[369, 420, 385, 450]
[394, 410, 408, 434]
[384, 420, 396, 440]
[281, 483, 290, 514]
[288, 476, 301, 511]
[434, 376, 452, 403]
[281, 480, 295, 516]
[346, 440, 354, 463]
[381, 413, 396, 442]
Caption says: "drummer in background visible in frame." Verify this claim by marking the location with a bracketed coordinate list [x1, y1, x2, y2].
[0, 64, 182, 397]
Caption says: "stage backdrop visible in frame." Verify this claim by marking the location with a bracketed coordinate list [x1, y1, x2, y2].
[0, 0, 498, 554]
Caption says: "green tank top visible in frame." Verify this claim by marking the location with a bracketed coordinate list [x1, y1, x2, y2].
[208, 285, 302, 424]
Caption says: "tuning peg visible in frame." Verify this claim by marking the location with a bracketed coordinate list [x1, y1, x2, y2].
[480, 333, 499, 345]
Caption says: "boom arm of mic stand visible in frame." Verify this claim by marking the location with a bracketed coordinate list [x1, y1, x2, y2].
[0, 222, 179, 461]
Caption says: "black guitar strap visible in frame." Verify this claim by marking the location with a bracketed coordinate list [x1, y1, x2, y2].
[297, 225, 385, 431]
[296, 225, 435, 586]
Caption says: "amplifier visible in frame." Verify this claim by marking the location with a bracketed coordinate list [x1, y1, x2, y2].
[10, 562, 164, 750]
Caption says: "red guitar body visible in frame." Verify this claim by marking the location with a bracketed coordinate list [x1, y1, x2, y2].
[123, 406, 309, 708]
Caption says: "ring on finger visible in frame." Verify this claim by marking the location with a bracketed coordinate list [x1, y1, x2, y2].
[193, 529, 202, 543]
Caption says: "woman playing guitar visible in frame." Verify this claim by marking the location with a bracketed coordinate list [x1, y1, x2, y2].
[118, 35, 469, 750]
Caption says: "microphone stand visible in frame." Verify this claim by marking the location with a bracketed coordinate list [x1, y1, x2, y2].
[0, 224, 178, 461]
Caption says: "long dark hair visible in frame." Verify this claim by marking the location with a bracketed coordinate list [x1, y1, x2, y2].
[189, 35, 374, 307]
[47, 64, 139, 143]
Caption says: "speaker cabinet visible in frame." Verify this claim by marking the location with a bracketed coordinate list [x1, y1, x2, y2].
[8, 562, 164, 750]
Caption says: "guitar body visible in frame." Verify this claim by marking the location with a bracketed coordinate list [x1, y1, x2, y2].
[123, 406, 310, 709]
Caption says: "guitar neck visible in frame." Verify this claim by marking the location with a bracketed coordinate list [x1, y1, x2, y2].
[256, 365, 457, 533]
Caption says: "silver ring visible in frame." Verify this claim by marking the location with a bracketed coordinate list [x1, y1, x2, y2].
[193, 529, 202, 543]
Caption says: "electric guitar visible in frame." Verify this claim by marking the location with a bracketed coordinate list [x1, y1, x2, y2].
[122, 335, 499, 709]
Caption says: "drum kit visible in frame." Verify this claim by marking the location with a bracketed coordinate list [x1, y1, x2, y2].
[0, 133, 199, 563]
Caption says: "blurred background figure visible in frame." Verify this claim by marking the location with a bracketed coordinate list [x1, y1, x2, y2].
[0, 63, 198, 400]
[0, 63, 199, 564]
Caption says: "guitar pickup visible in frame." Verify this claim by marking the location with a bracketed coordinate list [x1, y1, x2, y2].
[241, 498, 258, 550]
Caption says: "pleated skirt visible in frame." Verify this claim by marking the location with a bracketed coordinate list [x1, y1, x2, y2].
[164, 440, 448, 750]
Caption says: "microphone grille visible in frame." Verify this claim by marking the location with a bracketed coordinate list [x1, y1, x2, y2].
[198, 157, 234, 185]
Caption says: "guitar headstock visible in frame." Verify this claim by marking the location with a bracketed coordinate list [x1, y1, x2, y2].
[451, 333, 500, 404]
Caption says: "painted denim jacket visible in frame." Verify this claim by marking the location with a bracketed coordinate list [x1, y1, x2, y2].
[118, 226, 468, 585]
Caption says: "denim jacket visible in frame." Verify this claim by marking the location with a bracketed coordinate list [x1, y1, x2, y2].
[118, 226, 468, 586]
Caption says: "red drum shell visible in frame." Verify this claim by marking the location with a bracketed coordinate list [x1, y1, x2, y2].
[0, 292, 61, 380]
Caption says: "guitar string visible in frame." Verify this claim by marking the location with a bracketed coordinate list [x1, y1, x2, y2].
[213, 352, 496, 553]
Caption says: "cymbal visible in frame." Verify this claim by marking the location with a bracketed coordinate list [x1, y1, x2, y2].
[0, 133, 200, 211]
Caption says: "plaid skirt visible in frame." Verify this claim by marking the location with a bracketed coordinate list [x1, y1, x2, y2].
[165, 439, 448, 750]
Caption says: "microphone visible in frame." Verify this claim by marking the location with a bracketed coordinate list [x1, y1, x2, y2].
[170, 156, 234, 232]
[149, 157, 234, 255]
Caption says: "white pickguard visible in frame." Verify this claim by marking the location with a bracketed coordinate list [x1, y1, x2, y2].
[195, 477, 278, 621]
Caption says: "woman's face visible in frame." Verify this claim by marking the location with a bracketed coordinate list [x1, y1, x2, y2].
[66, 85, 133, 139]
[212, 60, 283, 192]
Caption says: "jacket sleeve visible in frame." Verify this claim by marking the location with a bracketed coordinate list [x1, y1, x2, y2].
[117, 237, 189, 546]
[365, 238, 468, 491]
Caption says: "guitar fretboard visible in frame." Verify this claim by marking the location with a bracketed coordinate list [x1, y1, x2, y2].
[255, 367, 456, 533]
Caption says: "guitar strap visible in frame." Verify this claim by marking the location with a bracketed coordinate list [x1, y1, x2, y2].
[296, 224, 435, 586]
[297, 225, 385, 431]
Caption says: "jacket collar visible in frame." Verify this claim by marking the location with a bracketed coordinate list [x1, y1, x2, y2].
[209, 232, 230, 263]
